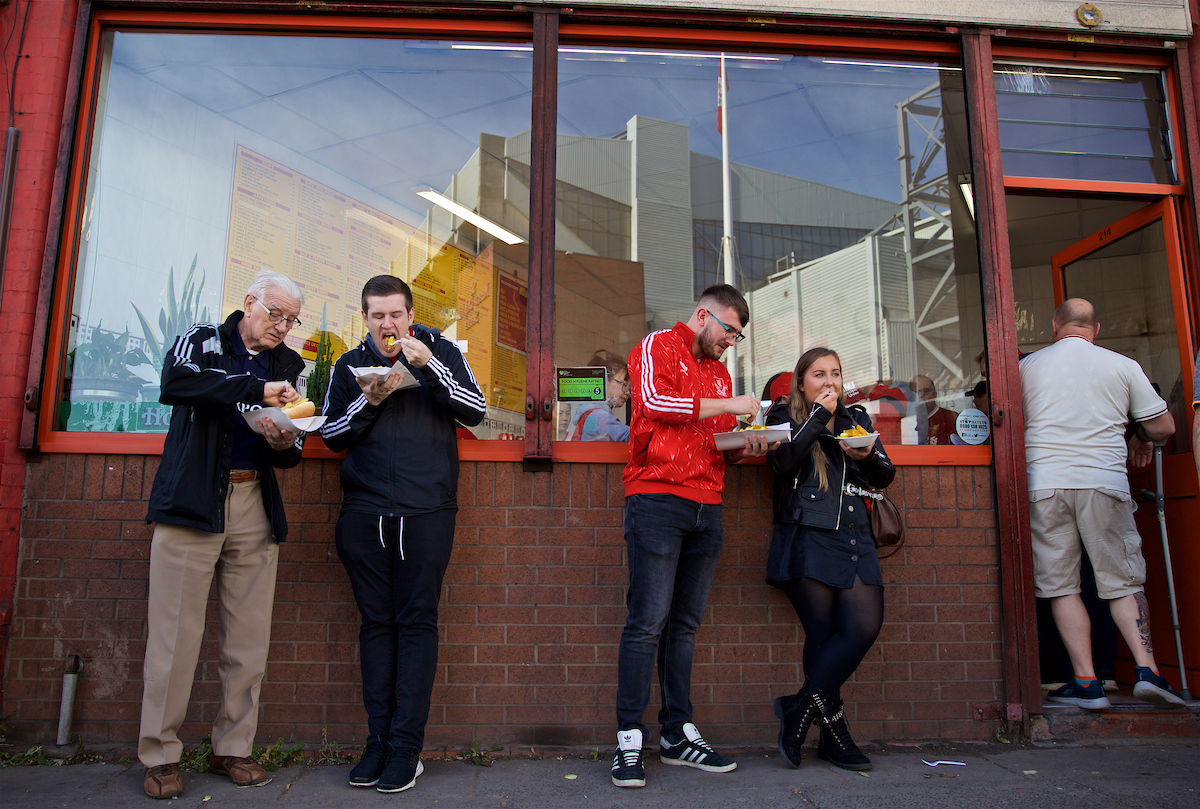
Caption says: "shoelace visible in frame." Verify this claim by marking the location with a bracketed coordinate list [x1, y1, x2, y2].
[686, 734, 715, 753]
[824, 710, 857, 750]
[791, 698, 821, 739]
[615, 748, 641, 768]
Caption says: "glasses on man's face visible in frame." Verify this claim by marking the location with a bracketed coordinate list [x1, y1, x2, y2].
[705, 309, 745, 343]
[254, 298, 302, 329]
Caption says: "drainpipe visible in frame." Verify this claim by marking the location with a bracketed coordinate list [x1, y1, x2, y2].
[47, 654, 84, 759]
[0, 127, 19, 300]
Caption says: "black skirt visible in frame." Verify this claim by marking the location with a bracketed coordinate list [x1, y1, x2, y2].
[766, 494, 883, 588]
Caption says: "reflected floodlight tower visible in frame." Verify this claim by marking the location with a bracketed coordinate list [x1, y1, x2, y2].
[896, 81, 961, 380]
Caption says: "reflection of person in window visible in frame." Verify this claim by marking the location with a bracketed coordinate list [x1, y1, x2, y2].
[910, 374, 958, 445]
[565, 352, 631, 442]
[866, 380, 911, 444]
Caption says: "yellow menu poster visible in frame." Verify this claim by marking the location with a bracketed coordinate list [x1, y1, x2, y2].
[222, 146, 415, 359]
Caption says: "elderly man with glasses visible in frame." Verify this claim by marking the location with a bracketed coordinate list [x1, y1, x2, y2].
[140, 270, 307, 799]
[612, 284, 776, 789]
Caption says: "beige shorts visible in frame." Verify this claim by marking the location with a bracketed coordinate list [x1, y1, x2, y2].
[1028, 488, 1146, 600]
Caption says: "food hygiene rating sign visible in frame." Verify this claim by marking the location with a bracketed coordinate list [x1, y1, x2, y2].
[557, 367, 607, 402]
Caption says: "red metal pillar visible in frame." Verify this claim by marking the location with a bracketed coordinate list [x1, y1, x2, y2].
[523, 7, 558, 468]
[960, 28, 1040, 734]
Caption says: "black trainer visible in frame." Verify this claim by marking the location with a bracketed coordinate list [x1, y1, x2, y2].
[1133, 667, 1186, 708]
[612, 729, 646, 788]
[376, 747, 423, 793]
[659, 723, 736, 772]
[816, 700, 871, 771]
[348, 740, 389, 787]
[1046, 679, 1111, 710]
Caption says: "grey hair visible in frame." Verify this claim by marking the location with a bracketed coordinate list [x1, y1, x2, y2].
[246, 270, 304, 307]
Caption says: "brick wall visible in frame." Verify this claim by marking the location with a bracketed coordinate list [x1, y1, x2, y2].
[0, 0, 82, 694]
[4, 455, 1002, 749]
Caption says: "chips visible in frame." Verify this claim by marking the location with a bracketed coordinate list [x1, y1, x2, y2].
[734, 424, 769, 431]
[837, 425, 870, 438]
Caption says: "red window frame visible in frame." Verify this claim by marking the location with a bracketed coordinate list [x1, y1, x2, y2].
[35, 10, 1187, 468]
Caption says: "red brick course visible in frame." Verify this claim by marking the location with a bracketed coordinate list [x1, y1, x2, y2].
[2, 456, 1003, 749]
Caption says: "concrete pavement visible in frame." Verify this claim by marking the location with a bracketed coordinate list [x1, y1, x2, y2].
[2, 743, 1198, 809]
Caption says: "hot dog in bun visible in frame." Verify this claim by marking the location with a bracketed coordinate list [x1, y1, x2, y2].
[281, 397, 315, 420]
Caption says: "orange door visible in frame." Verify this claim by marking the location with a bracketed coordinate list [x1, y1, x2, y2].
[1050, 197, 1198, 688]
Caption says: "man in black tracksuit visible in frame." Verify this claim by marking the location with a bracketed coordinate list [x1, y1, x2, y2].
[320, 275, 485, 794]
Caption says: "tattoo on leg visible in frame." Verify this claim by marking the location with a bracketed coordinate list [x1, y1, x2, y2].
[1134, 592, 1154, 655]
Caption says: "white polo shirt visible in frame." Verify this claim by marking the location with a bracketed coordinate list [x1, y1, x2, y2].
[1020, 335, 1167, 494]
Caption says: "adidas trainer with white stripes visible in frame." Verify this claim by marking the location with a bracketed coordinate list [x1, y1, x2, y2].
[659, 723, 736, 772]
[612, 729, 646, 788]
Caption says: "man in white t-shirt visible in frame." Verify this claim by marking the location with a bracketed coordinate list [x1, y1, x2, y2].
[1020, 298, 1184, 710]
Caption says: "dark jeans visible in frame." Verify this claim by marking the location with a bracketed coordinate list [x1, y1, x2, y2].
[335, 509, 455, 752]
[616, 493, 724, 740]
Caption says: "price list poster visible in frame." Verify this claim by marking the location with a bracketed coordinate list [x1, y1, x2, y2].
[222, 146, 415, 361]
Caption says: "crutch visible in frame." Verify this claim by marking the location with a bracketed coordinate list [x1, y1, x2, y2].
[1138, 439, 1191, 699]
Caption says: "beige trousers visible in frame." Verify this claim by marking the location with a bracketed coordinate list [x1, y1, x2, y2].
[138, 479, 279, 766]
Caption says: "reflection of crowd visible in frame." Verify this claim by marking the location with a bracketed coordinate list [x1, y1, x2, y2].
[565, 351, 631, 442]
[910, 375, 958, 445]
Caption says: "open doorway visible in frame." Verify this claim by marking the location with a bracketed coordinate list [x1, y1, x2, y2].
[1007, 192, 1199, 702]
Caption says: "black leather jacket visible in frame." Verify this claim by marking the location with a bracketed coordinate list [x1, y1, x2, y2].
[765, 400, 895, 529]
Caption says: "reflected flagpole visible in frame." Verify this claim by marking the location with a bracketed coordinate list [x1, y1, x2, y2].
[718, 53, 739, 395]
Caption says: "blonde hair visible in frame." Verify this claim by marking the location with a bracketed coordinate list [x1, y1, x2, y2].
[788, 347, 842, 492]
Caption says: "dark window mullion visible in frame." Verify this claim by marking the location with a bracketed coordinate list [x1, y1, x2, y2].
[523, 8, 559, 466]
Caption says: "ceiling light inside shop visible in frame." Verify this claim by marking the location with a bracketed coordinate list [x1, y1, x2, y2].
[822, 58, 961, 71]
[452, 44, 780, 62]
[415, 188, 525, 245]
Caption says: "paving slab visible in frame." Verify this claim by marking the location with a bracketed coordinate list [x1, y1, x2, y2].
[1, 744, 1197, 809]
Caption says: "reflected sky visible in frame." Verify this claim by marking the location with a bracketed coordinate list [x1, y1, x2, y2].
[112, 33, 959, 208]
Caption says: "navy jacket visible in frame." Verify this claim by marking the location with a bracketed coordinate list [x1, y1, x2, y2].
[765, 400, 895, 529]
[320, 325, 486, 516]
[145, 311, 305, 542]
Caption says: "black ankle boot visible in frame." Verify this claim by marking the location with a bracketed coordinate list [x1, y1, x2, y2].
[773, 687, 827, 768]
[816, 699, 871, 771]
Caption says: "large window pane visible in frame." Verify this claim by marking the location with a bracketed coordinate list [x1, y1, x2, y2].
[996, 63, 1174, 184]
[550, 50, 984, 446]
[60, 32, 532, 438]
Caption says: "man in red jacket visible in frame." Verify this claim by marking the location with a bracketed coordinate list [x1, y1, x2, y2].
[612, 284, 775, 789]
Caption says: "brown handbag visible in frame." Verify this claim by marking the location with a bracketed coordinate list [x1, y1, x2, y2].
[869, 491, 905, 558]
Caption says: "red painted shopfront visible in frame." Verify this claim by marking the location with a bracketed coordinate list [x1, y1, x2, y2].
[0, 0, 1197, 751]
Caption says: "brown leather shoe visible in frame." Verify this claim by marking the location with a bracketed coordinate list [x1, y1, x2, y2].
[208, 755, 272, 787]
[144, 763, 183, 799]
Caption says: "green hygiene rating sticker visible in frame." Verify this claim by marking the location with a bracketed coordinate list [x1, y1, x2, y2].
[557, 367, 607, 402]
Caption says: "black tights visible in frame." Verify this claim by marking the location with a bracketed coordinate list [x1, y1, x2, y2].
[781, 576, 884, 701]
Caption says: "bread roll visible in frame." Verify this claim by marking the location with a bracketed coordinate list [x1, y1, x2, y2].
[281, 398, 315, 420]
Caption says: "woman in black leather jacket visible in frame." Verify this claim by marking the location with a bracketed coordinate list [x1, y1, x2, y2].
[764, 347, 895, 772]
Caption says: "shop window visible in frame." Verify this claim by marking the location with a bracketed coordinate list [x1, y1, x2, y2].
[55, 31, 531, 439]
[995, 64, 1174, 184]
[550, 50, 987, 448]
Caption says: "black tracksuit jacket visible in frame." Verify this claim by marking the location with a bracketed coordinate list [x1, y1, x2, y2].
[319, 325, 486, 516]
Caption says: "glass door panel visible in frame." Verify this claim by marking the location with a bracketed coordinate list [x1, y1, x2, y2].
[1051, 200, 1192, 454]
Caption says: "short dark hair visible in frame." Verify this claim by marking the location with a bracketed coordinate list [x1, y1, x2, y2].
[361, 275, 412, 313]
[697, 283, 750, 328]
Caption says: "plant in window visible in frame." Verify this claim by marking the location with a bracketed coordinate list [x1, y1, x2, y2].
[68, 323, 153, 401]
[133, 255, 210, 371]
[306, 328, 335, 414]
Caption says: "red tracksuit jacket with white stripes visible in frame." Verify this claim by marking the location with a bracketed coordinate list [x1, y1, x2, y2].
[623, 322, 736, 505]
